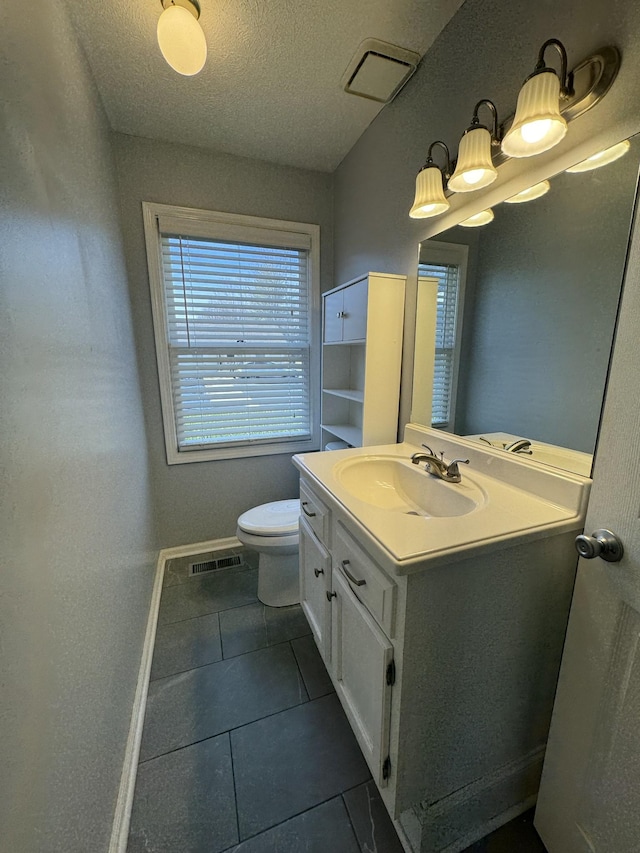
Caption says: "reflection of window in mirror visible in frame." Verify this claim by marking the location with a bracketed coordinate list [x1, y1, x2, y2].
[412, 241, 468, 429]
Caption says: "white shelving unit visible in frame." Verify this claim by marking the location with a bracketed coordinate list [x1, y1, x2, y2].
[321, 272, 406, 448]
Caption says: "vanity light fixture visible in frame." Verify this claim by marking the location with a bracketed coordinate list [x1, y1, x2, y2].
[566, 139, 631, 173]
[458, 209, 494, 227]
[409, 141, 452, 219]
[504, 180, 551, 204]
[157, 0, 207, 76]
[408, 41, 620, 221]
[501, 39, 573, 158]
[448, 100, 500, 192]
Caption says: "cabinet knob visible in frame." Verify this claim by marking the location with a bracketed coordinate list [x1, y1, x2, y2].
[326, 590, 337, 601]
[314, 567, 324, 578]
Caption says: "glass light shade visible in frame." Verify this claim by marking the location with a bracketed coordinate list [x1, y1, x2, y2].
[566, 139, 631, 173]
[409, 166, 450, 218]
[504, 180, 551, 204]
[448, 126, 498, 192]
[501, 70, 567, 158]
[157, 4, 207, 76]
[458, 209, 494, 227]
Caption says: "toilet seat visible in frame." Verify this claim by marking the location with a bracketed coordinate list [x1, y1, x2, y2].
[237, 499, 300, 537]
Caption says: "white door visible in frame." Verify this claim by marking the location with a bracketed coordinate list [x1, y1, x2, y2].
[534, 201, 640, 851]
[331, 568, 393, 786]
[299, 519, 332, 664]
[342, 278, 368, 341]
[323, 289, 344, 343]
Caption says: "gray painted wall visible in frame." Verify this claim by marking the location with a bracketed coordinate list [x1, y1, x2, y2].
[333, 0, 640, 437]
[112, 133, 334, 548]
[0, 3, 156, 851]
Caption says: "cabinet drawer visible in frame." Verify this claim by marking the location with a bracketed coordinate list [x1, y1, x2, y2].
[334, 520, 396, 637]
[300, 479, 330, 546]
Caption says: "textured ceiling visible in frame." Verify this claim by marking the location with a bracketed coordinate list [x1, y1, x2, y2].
[63, 0, 464, 172]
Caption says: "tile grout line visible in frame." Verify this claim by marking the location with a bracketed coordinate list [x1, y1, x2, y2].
[231, 787, 370, 848]
[137, 692, 336, 766]
[156, 591, 265, 628]
[228, 730, 242, 849]
[341, 791, 366, 853]
[290, 637, 312, 699]
[148, 633, 312, 686]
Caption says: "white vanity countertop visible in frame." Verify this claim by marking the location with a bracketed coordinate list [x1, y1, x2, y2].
[293, 425, 591, 574]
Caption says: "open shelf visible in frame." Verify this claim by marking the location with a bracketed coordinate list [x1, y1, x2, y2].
[323, 388, 365, 403]
[320, 423, 362, 446]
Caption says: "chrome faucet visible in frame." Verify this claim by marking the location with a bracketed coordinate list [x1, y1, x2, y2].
[410, 444, 470, 483]
[504, 438, 532, 454]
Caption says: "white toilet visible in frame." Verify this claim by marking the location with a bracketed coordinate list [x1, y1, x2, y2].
[236, 499, 300, 607]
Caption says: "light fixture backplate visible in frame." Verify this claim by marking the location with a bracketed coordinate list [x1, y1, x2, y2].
[161, 0, 200, 19]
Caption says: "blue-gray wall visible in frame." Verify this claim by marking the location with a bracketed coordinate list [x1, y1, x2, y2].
[112, 133, 334, 548]
[0, 2, 156, 850]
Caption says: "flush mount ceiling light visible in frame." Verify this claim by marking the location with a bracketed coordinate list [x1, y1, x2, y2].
[501, 39, 573, 158]
[566, 139, 631, 173]
[409, 142, 452, 219]
[448, 100, 500, 192]
[342, 39, 421, 103]
[504, 180, 551, 204]
[157, 0, 207, 76]
[458, 209, 494, 227]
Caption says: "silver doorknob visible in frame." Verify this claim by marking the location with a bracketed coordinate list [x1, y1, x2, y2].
[575, 529, 624, 562]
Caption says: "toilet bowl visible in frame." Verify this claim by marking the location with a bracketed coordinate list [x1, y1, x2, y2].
[236, 499, 300, 607]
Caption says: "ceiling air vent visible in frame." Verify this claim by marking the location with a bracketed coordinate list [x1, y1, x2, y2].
[341, 39, 421, 104]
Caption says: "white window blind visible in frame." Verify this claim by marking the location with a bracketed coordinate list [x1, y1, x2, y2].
[159, 231, 312, 453]
[418, 261, 460, 427]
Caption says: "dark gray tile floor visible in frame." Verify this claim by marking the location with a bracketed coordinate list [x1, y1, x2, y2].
[128, 554, 547, 853]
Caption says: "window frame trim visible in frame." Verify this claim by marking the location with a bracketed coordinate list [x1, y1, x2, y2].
[142, 201, 321, 464]
[413, 240, 468, 431]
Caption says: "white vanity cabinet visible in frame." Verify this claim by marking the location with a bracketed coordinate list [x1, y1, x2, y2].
[321, 272, 405, 448]
[295, 430, 590, 853]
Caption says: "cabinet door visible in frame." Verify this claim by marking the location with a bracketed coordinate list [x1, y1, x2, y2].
[342, 278, 368, 341]
[299, 519, 332, 663]
[323, 290, 344, 343]
[331, 567, 393, 786]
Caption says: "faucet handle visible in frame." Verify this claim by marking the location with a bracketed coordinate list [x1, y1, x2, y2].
[448, 458, 470, 468]
[447, 458, 470, 476]
[421, 443, 435, 455]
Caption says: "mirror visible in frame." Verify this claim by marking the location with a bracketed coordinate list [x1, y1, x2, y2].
[412, 133, 640, 476]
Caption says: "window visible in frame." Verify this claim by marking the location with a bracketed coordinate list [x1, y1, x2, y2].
[143, 203, 320, 463]
[417, 241, 467, 429]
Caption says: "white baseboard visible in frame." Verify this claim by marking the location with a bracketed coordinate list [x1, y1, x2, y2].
[109, 536, 241, 852]
[159, 535, 242, 561]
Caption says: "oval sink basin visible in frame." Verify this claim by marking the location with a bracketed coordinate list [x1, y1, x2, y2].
[333, 456, 485, 517]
